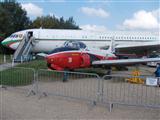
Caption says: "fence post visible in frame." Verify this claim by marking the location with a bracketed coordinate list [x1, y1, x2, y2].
[12, 59, 14, 67]
[26, 69, 37, 97]
[96, 75, 102, 103]
[109, 103, 113, 112]
[21, 56, 23, 63]
[3, 54, 6, 63]
[34, 70, 39, 94]
[101, 76, 105, 103]
[10, 54, 13, 61]
[63, 71, 68, 82]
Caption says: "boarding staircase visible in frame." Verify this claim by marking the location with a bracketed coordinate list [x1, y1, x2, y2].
[13, 32, 36, 62]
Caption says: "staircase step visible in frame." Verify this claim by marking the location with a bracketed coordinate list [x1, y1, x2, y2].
[13, 32, 35, 63]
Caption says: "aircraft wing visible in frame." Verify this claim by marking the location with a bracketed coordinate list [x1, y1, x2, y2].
[115, 42, 160, 54]
[92, 58, 160, 66]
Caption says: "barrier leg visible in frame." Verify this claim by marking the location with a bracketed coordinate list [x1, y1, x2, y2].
[109, 103, 113, 112]
[0, 85, 7, 90]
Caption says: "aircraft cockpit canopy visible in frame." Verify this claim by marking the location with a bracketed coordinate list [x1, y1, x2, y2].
[63, 41, 87, 49]
[50, 47, 79, 54]
[49, 41, 87, 54]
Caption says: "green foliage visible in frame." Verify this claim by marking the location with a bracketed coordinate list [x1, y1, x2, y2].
[32, 16, 79, 29]
[0, 33, 5, 54]
[0, 0, 31, 37]
[0, 0, 31, 54]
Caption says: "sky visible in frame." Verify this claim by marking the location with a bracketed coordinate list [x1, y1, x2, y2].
[17, 0, 159, 32]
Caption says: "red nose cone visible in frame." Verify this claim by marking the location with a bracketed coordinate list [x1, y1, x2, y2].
[46, 56, 53, 64]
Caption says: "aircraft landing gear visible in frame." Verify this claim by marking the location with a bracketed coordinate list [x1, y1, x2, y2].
[47, 63, 55, 70]
[104, 67, 112, 80]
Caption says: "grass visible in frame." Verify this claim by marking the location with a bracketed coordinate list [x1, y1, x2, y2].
[16, 59, 106, 75]
[0, 59, 47, 86]
[0, 67, 34, 86]
[17, 59, 48, 69]
[0, 59, 107, 86]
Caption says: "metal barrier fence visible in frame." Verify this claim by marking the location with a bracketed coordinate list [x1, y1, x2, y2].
[0, 67, 159, 111]
[0, 54, 12, 65]
[101, 75, 160, 111]
[36, 70, 160, 110]
[37, 69, 100, 102]
[0, 66, 36, 94]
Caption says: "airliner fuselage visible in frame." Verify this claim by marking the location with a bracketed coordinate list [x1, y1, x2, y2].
[1, 29, 159, 54]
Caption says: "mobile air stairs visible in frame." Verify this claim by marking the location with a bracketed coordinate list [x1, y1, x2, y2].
[13, 32, 36, 63]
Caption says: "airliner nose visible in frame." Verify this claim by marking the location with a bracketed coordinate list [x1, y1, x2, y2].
[1, 38, 8, 46]
[1, 37, 15, 49]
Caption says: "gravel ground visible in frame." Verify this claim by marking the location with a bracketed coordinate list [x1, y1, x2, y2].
[1, 66, 160, 120]
[1, 88, 160, 120]
[36, 78, 160, 107]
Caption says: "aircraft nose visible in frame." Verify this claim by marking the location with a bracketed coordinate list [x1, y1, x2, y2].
[1, 38, 9, 46]
[46, 56, 54, 63]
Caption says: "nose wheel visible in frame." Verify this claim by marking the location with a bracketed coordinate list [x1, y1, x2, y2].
[104, 67, 112, 79]
[47, 63, 55, 70]
[47, 63, 51, 68]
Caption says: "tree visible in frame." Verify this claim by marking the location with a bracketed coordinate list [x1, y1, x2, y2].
[0, 0, 31, 37]
[0, 33, 5, 54]
[0, 0, 31, 54]
[32, 15, 58, 29]
[32, 15, 79, 29]
[64, 17, 79, 29]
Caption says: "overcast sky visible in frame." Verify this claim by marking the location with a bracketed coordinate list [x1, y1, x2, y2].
[17, 0, 159, 32]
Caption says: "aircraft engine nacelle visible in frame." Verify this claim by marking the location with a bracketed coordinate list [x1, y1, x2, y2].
[46, 52, 91, 71]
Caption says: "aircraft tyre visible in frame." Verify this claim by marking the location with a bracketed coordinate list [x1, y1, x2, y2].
[47, 63, 55, 70]
[104, 68, 112, 80]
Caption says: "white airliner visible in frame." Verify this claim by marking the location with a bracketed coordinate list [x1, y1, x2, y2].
[1, 28, 160, 55]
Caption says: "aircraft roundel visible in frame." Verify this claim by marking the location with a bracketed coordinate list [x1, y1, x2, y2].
[68, 57, 72, 63]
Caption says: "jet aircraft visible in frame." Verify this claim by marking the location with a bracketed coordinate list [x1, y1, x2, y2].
[1, 29, 160, 56]
[46, 41, 160, 71]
